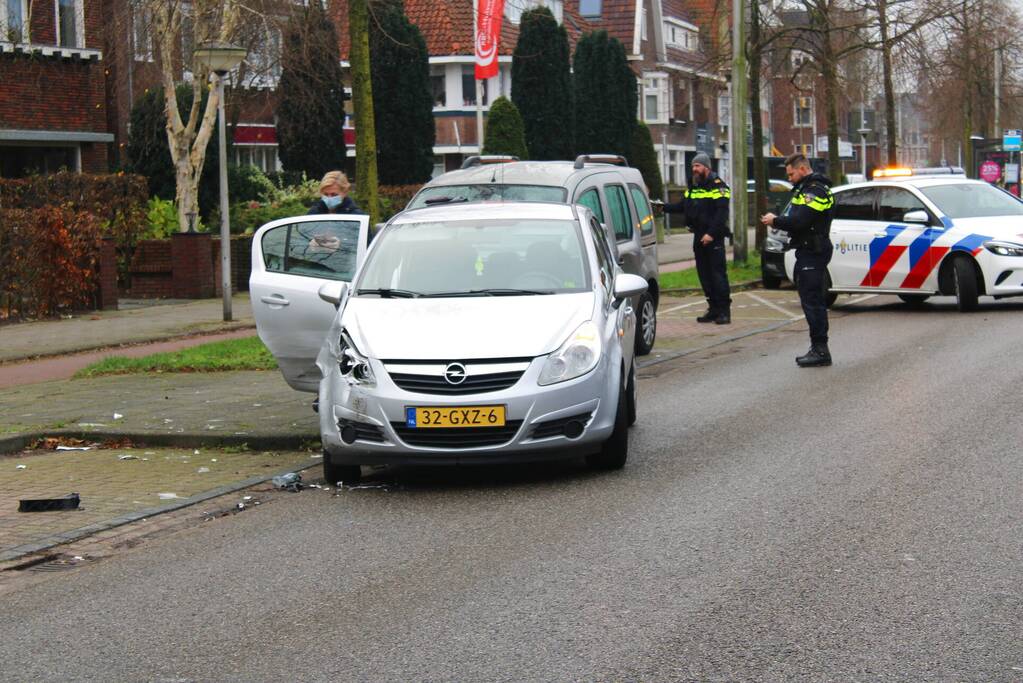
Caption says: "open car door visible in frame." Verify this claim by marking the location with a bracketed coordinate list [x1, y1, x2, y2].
[250, 214, 371, 392]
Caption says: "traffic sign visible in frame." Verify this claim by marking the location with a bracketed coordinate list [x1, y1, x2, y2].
[980, 160, 1001, 182]
[1003, 129, 1021, 151]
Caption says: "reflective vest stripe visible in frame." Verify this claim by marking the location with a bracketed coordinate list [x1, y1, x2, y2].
[685, 188, 731, 200]
[791, 193, 834, 211]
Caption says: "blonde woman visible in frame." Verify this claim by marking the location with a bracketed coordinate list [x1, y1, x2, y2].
[308, 170, 362, 215]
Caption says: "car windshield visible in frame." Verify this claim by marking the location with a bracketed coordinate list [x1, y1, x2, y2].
[356, 218, 590, 296]
[919, 183, 1023, 219]
[408, 184, 568, 209]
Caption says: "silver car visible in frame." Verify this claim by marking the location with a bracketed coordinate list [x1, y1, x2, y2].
[250, 202, 647, 483]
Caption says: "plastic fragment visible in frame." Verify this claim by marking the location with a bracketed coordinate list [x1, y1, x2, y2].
[118, 454, 138, 460]
[271, 472, 304, 491]
[113, 413, 123, 419]
[16, 464, 27, 470]
[158, 492, 182, 500]
[197, 467, 210, 473]
[56, 446, 91, 451]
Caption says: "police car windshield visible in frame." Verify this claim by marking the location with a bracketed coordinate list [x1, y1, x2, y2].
[409, 185, 567, 209]
[919, 183, 1023, 219]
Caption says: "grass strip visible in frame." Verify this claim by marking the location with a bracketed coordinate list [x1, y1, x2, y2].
[659, 251, 763, 290]
[75, 336, 277, 377]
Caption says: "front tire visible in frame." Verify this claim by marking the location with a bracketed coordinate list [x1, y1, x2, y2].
[635, 292, 657, 356]
[323, 454, 361, 486]
[625, 364, 637, 427]
[952, 257, 980, 312]
[587, 381, 629, 471]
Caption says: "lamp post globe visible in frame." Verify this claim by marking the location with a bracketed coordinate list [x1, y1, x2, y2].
[193, 42, 247, 321]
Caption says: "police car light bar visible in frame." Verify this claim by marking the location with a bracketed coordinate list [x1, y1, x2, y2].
[872, 166, 966, 179]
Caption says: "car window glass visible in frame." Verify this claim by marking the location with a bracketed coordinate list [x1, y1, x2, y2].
[588, 219, 613, 296]
[605, 184, 633, 240]
[577, 188, 605, 223]
[919, 183, 1023, 218]
[262, 220, 361, 281]
[878, 187, 928, 223]
[409, 184, 567, 208]
[832, 187, 877, 221]
[629, 184, 655, 236]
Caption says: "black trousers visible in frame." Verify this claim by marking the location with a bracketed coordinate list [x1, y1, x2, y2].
[795, 241, 834, 345]
[694, 238, 731, 313]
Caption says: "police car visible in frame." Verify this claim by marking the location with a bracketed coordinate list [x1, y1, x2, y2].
[779, 167, 1023, 311]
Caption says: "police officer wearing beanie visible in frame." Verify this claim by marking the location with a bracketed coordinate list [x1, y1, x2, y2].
[761, 153, 835, 367]
[661, 153, 732, 324]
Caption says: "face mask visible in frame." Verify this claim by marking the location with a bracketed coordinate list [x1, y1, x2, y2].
[322, 195, 343, 209]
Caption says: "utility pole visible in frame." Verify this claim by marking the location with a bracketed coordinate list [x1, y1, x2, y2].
[730, 0, 748, 263]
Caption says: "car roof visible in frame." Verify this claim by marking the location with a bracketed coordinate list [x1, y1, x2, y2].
[389, 201, 578, 225]
[834, 177, 990, 192]
[423, 160, 643, 188]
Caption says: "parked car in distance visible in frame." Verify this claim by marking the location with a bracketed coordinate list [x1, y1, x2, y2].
[407, 155, 660, 356]
[250, 201, 647, 484]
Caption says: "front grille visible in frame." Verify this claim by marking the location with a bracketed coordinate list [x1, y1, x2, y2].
[338, 419, 386, 443]
[530, 412, 593, 440]
[390, 421, 523, 449]
[389, 370, 524, 395]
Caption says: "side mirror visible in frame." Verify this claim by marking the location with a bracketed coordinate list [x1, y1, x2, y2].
[613, 273, 648, 302]
[318, 281, 349, 306]
[903, 210, 929, 224]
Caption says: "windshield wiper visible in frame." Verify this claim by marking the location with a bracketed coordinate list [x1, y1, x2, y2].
[423, 196, 468, 205]
[355, 288, 420, 298]
[420, 288, 553, 297]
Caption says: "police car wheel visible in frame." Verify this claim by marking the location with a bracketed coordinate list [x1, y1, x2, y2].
[898, 294, 930, 306]
[952, 257, 980, 312]
[762, 270, 783, 290]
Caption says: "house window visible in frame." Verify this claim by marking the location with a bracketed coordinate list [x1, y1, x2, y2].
[234, 145, 281, 174]
[641, 8, 647, 41]
[791, 50, 811, 71]
[430, 67, 446, 107]
[505, 0, 562, 24]
[462, 65, 488, 106]
[579, 0, 601, 17]
[665, 22, 698, 51]
[132, 5, 153, 61]
[796, 143, 814, 156]
[794, 97, 813, 127]
[247, 24, 282, 84]
[643, 73, 668, 124]
[2, 0, 27, 42]
[667, 150, 678, 184]
[57, 0, 84, 48]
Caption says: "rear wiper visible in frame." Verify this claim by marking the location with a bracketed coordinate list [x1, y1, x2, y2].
[420, 288, 552, 297]
[423, 196, 468, 205]
[355, 288, 420, 298]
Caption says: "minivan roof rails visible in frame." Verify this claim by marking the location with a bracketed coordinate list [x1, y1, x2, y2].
[461, 155, 520, 169]
[574, 154, 629, 169]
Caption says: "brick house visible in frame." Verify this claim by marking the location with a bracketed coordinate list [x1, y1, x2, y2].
[0, 0, 111, 176]
[566, 0, 729, 188]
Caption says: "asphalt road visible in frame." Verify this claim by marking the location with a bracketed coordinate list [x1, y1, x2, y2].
[3, 295, 1023, 682]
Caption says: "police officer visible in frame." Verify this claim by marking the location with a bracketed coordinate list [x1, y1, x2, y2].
[761, 153, 835, 367]
[662, 153, 732, 324]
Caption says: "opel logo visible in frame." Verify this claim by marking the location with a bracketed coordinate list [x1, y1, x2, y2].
[444, 362, 467, 385]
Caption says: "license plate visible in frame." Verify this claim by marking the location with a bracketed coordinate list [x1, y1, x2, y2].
[406, 406, 506, 428]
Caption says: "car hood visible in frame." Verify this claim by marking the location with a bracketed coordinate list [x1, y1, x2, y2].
[341, 293, 595, 360]
[945, 216, 1023, 242]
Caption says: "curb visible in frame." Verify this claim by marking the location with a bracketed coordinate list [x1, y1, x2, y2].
[661, 279, 763, 296]
[0, 429, 318, 456]
[0, 458, 323, 564]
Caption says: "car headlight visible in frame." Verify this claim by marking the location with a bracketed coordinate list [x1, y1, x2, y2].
[984, 240, 1023, 257]
[338, 330, 375, 386]
[538, 321, 601, 386]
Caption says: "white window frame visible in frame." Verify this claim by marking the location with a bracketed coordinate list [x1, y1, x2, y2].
[505, 0, 562, 25]
[643, 71, 669, 124]
[794, 96, 814, 128]
[664, 17, 698, 52]
[641, 8, 647, 41]
[132, 3, 153, 62]
[55, 0, 85, 48]
[243, 22, 283, 88]
[1, 0, 29, 43]
[791, 50, 811, 71]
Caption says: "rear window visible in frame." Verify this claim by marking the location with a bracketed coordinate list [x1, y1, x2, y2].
[408, 184, 567, 209]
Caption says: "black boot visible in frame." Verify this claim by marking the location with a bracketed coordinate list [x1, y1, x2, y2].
[696, 309, 717, 323]
[796, 343, 832, 367]
[714, 311, 731, 325]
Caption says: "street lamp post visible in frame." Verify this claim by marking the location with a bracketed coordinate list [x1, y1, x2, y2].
[193, 41, 247, 322]
[858, 128, 870, 178]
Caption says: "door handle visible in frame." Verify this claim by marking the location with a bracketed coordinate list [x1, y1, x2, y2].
[260, 295, 290, 306]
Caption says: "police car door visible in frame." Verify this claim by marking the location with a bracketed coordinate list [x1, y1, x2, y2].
[875, 186, 940, 290]
[828, 186, 879, 288]
[249, 214, 371, 392]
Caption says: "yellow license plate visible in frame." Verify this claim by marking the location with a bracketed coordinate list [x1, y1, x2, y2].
[406, 406, 506, 428]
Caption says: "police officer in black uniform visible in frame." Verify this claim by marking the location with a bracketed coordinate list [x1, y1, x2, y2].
[661, 152, 732, 324]
[761, 153, 835, 367]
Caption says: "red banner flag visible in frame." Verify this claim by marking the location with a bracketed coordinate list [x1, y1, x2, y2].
[475, 0, 505, 80]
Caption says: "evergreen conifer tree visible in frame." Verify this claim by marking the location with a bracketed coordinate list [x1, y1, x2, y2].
[482, 97, 528, 159]
[276, 1, 347, 178]
[511, 7, 574, 160]
[573, 31, 637, 159]
[630, 122, 664, 198]
[369, 0, 435, 185]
